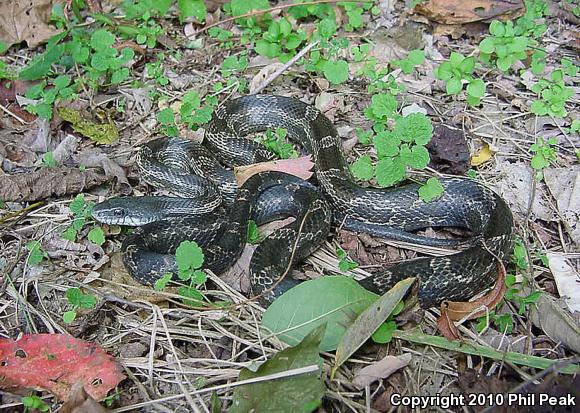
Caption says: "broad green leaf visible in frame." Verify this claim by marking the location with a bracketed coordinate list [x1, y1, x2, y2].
[406, 145, 430, 169]
[323, 59, 349, 84]
[395, 113, 433, 145]
[449, 52, 464, 68]
[156, 107, 175, 125]
[407, 49, 425, 65]
[261, 276, 378, 351]
[478, 38, 495, 54]
[435, 62, 453, 80]
[230, 325, 326, 413]
[178, 0, 207, 22]
[26, 241, 45, 266]
[90, 29, 115, 51]
[332, 278, 415, 377]
[466, 78, 485, 98]
[20, 44, 65, 80]
[374, 131, 400, 158]
[445, 77, 462, 95]
[111, 68, 129, 84]
[458, 56, 475, 74]
[375, 157, 406, 187]
[63, 311, 77, 323]
[88, 226, 105, 246]
[496, 56, 512, 72]
[418, 177, 444, 202]
[175, 240, 204, 272]
[351, 155, 374, 181]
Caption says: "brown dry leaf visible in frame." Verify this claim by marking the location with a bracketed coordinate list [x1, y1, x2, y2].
[427, 125, 470, 174]
[249, 62, 284, 94]
[0, 167, 107, 202]
[544, 166, 580, 246]
[414, 0, 525, 24]
[437, 302, 462, 340]
[440, 261, 507, 322]
[547, 253, 580, 314]
[352, 353, 412, 389]
[61, 382, 109, 413]
[74, 149, 131, 194]
[234, 156, 314, 186]
[0, 0, 62, 48]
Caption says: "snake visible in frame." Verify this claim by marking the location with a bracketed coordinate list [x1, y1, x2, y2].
[93, 94, 514, 308]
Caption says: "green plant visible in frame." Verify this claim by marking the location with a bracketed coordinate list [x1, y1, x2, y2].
[154, 240, 208, 306]
[26, 241, 47, 266]
[255, 127, 298, 159]
[24, 74, 76, 119]
[64, 287, 97, 323]
[530, 137, 558, 181]
[22, 395, 50, 412]
[41, 151, 58, 168]
[255, 17, 307, 61]
[434, 52, 486, 105]
[371, 300, 404, 344]
[479, 20, 529, 72]
[514, 0, 548, 38]
[247, 220, 264, 244]
[336, 247, 358, 272]
[512, 239, 529, 270]
[62, 194, 104, 244]
[530, 70, 574, 118]
[476, 310, 514, 334]
[145, 54, 169, 86]
[392, 49, 425, 74]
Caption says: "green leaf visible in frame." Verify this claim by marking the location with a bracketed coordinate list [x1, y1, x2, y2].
[367, 93, 397, 121]
[449, 52, 464, 67]
[178, 0, 207, 22]
[478, 37, 495, 54]
[445, 77, 463, 95]
[332, 278, 415, 376]
[230, 325, 326, 413]
[261, 276, 378, 351]
[371, 320, 397, 344]
[466, 78, 485, 98]
[53, 74, 71, 90]
[418, 177, 444, 202]
[458, 56, 475, 74]
[178, 286, 205, 306]
[42, 151, 58, 167]
[322, 59, 349, 84]
[406, 145, 430, 169]
[496, 56, 512, 72]
[20, 43, 65, 80]
[373, 131, 400, 158]
[26, 241, 45, 266]
[61, 226, 77, 241]
[395, 113, 433, 145]
[255, 39, 281, 58]
[66, 287, 97, 309]
[69, 194, 86, 216]
[247, 220, 263, 244]
[435, 62, 453, 81]
[63, 310, 77, 323]
[154, 273, 173, 291]
[375, 157, 406, 187]
[350, 155, 374, 181]
[111, 68, 129, 84]
[175, 240, 204, 272]
[90, 29, 116, 51]
[88, 226, 105, 246]
[407, 49, 425, 65]
[156, 107, 175, 125]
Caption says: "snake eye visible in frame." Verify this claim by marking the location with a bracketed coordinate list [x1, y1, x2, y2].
[113, 209, 125, 217]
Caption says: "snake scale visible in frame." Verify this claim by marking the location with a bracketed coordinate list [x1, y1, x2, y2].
[93, 94, 514, 307]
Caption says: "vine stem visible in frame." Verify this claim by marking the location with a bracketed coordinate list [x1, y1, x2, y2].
[196, 0, 373, 34]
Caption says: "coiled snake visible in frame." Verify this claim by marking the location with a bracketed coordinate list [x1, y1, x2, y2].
[93, 95, 514, 307]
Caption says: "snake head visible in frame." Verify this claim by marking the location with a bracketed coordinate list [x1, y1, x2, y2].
[92, 198, 157, 226]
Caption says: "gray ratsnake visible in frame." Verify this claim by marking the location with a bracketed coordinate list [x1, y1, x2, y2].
[92, 94, 514, 307]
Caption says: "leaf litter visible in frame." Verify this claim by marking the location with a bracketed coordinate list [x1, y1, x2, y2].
[0, 0, 579, 411]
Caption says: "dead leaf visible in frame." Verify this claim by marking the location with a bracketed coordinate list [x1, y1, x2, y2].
[414, 0, 525, 25]
[0, 0, 62, 48]
[547, 253, 580, 314]
[0, 167, 107, 201]
[234, 156, 314, 186]
[544, 166, 580, 246]
[74, 149, 131, 194]
[352, 353, 412, 389]
[0, 334, 125, 401]
[23, 118, 51, 153]
[440, 261, 507, 321]
[57, 107, 119, 145]
[249, 62, 284, 94]
[437, 301, 462, 340]
[471, 143, 494, 166]
[427, 125, 471, 174]
[61, 382, 109, 413]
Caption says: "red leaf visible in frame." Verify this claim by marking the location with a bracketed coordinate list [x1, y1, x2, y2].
[0, 334, 125, 401]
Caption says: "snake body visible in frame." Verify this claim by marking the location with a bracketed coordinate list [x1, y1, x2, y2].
[93, 94, 514, 307]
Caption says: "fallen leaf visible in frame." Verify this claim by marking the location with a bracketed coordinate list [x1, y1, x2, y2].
[234, 156, 314, 186]
[261, 276, 378, 351]
[544, 166, 580, 246]
[436, 302, 462, 340]
[249, 62, 284, 94]
[74, 149, 131, 194]
[0, 334, 125, 401]
[352, 353, 412, 389]
[427, 125, 471, 174]
[414, 0, 525, 25]
[440, 261, 507, 321]
[61, 382, 109, 413]
[332, 278, 416, 376]
[0, 167, 108, 202]
[0, 0, 62, 48]
[471, 142, 494, 166]
[546, 253, 580, 314]
[229, 325, 325, 413]
[57, 107, 119, 145]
